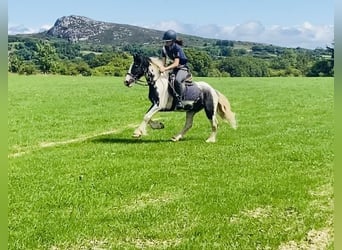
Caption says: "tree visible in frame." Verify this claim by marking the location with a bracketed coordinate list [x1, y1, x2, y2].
[36, 41, 59, 73]
[8, 53, 22, 73]
[18, 62, 37, 75]
[218, 56, 269, 77]
[53, 41, 81, 60]
[185, 49, 212, 76]
[295, 52, 312, 76]
[326, 43, 334, 75]
[307, 45, 334, 77]
[307, 60, 333, 76]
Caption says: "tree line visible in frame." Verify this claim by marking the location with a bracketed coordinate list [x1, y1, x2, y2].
[8, 36, 334, 77]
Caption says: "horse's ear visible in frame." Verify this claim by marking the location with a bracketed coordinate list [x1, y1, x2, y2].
[133, 53, 143, 62]
[134, 53, 142, 60]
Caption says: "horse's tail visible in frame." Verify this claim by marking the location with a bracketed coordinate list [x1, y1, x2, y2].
[216, 91, 237, 129]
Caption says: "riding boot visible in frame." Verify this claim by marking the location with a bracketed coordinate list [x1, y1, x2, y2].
[174, 81, 185, 109]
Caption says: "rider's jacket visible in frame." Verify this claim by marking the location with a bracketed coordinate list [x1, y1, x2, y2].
[162, 43, 188, 66]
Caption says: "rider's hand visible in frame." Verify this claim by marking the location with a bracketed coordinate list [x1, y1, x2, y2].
[159, 66, 166, 73]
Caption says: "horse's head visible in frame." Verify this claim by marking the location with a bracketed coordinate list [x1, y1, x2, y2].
[124, 54, 150, 87]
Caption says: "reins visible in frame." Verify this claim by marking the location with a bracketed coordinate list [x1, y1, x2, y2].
[136, 79, 149, 87]
[125, 72, 148, 86]
[147, 60, 169, 85]
[127, 56, 169, 87]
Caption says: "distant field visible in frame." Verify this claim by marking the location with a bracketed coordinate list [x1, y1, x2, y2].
[8, 74, 334, 249]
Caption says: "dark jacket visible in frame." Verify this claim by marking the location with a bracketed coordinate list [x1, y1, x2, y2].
[162, 43, 188, 66]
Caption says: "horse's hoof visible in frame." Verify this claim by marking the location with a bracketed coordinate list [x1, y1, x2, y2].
[132, 134, 142, 138]
[171, 135, 181, 142]
[205, 138, 216, 143]
[150, 121, 165, 129]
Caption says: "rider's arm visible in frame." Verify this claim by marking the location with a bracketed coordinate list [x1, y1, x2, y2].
[162, 56, 167, 67]
[164, 58, 180, 70]
[159, 58, 179, 73]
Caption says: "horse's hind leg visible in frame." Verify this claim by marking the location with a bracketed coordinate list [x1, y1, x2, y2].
[204, 95, 218, 143]
[171, 111, 195, 142]
[206, 116, 218, 143]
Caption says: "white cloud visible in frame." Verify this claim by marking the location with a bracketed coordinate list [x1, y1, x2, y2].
[144, 21, 187, 34]
[232, 21, 265, 37]
[259, 22, 334, 48]
[8, 24, 52, 35]
[39, 24, 53, 32]
[146, 20, 334, 49]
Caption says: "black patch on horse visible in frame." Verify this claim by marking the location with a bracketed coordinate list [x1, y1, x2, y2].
[183, 84, 201, 102]
[148, 84, 159, 106]
[203, 89, 215, 119]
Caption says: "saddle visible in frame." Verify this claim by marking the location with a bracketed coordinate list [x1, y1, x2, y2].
[184, 74, 193, 83]
[183, 83, 201, 102]
[168, 76, 201, 110]
[168, 69, 200, 110]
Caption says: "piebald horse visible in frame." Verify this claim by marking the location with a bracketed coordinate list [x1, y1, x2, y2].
[124, 54, 237, 142]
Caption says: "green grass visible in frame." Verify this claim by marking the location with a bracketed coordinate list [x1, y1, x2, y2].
[8, 74, 334, 249]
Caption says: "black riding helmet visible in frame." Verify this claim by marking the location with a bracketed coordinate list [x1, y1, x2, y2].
[162, 30, 177, 41]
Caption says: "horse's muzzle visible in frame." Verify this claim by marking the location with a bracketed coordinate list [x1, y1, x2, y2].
[124, 78, 135, 87]
[124, 74, 136, 87]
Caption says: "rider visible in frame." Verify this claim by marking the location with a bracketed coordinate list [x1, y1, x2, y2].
[158, 30, 189, 109]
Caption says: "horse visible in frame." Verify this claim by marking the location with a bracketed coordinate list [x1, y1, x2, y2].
[124, 54, 237, 142]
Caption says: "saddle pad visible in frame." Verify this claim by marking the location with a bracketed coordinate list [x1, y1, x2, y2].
[184, 84, 201, 101]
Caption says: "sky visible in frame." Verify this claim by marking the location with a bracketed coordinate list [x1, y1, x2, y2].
[8, 0, 334, 49]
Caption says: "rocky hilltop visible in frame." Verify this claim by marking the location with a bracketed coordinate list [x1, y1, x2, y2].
[46, 15, 166, 45]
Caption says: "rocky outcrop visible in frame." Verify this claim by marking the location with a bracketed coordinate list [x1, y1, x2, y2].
[46, 15, 164, 44]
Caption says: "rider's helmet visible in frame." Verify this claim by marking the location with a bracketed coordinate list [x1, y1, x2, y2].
[162, 30, 177, 41]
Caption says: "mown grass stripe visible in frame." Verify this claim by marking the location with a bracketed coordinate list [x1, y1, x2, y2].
[8, 124, 137, 158]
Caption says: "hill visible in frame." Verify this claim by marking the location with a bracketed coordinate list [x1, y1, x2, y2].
[9, 15, 262, 48]
[46, 15, 165, 45]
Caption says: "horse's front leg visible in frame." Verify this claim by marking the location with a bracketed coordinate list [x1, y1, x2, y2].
[133, 104, 161, 138]
[171, 111, 195, 142]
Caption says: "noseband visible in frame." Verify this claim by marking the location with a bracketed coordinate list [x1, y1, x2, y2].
[126, 64, 148, 86]
[127, 62, 159, 86]
[126, 72, 140, 82]
[126, 73, 148, 86]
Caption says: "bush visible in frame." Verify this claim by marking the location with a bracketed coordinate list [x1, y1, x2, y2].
[18, 62, 37, 75]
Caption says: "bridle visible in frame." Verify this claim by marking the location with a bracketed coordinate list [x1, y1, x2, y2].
[125, 65, 148, 86]
[126, 61, 161, 87]
[126, 56, 168, 87]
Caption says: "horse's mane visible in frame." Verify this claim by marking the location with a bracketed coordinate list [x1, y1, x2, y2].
[146, 56, 171, 79]
[149, 57, 164, 68]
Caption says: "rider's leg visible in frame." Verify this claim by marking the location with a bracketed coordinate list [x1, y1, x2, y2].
[174, 80, 185, 108]
[169, 73, 182, 109]
[174, 70, 188, 109]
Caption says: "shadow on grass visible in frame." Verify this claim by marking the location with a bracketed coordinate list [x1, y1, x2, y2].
[90, 136, 173, 144]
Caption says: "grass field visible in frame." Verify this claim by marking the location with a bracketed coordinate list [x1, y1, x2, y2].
[8, 74, 334, 249]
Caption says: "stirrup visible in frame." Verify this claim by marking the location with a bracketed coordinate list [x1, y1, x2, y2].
[175, 101, 184, 109]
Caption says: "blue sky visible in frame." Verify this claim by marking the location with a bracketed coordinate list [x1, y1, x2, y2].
[8, 0, 334, 49]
